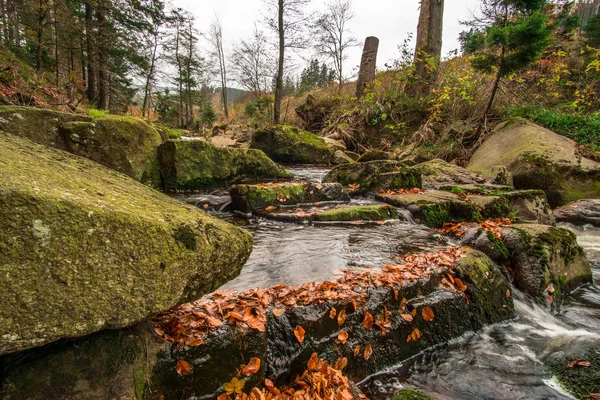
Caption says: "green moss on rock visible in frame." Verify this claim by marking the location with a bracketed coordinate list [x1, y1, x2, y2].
[392, 389, 434, 400]
[158, 139, 292, 191]
[0, 132, 253, 355]
[545, 348, 600, 399]
[323, 160, 422, 194]
[315, 205, 398, 222]
[250, 125, 337, 164]
[356, 149, 391, 163]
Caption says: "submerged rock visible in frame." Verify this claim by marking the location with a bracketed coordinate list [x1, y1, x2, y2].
[415, 159, 486, 189]
[554, 199, 600, 227]
[230, 182, 350, 214]
[250, 125, 337, 164]
[158, 139, 292, 191]
[323, 160, 422, 195]
[0, 132, 253, 355]
[0, 106, 163, 186]
[467, 119, 600, 207]
[500, 224, 592, 300]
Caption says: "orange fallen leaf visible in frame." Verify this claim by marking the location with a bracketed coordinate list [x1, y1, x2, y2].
[203, 204, 209, 209]
[176, 360, 192, 376]
[568, 360, 591, 368]
[223, 377, 245, 395]
[454, 278, 467, 292]
[353, 345, 361, 357]
[337, 309, 347, 326]
[506, 289, 511, 298]
[400, 313, 413, 322]
[329, 307, 337, 319]
[547, 295, 553, 304]
[406, 328, 422, 343]
[294, 325, 306, 344]
[422, 306, 435, 322]
[307, 352, 320, 371]
[363, 345, 373, 360]
[337, 331, 349, 344]
[241, 357, 261, 376]
[272, 308, 285, 317]
[186, 336, 204, 347]
[400, 298, 408, 310]
[363, 311, 374, 330]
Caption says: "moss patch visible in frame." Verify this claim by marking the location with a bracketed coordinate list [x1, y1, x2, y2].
[546, 348, 600, 399]
[391, 389, 434, 400]
[315, 205, 398, 222]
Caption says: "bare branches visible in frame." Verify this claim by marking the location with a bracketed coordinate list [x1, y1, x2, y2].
[207, 16, 229, 117]
[230, 25, 275, 98]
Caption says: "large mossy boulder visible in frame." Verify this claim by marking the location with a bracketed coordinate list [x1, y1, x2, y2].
[230, 182, 350, 214]
[0, 132, 253, 355]
[249, 125, 337, 164]
[158, 139, 292, 191]
[323, 160, 422, 195]
[499, 224, 592, 300]
[0, 106, 163, 186]
[467, 119, 600, 207]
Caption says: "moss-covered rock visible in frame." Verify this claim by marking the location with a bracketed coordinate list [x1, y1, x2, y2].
[333, 150, 354, 165]
[376, 190, 483, 228]
[554, 199, 600, 227]
[158, 139, 292, 191]
[356, 149, 391, 163]
[454, 249, 514, 324]
[544, 346, 600, 399]
[0, 106, 164, 187]
[467, 119, 600, 207]
[257, 204, 399, 223]
[323, 160, 422, 195]
[0, 132, 253, 355]
[250, 125, 337, 164]
[230, 182, 350, 214]
[415, 159, 486, 189]
[499, 224, 592, 301]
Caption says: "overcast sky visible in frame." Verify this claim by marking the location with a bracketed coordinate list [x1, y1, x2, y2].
[173, 0, 481, 79]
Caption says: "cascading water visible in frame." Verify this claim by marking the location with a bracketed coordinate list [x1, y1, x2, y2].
[171, 165, 600, 399]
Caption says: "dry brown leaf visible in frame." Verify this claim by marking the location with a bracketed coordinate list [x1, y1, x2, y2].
[406, 328, 422, 343]
[294, 325, 306, 344]
[337, 309, 347, 326]
[363, 345, 373, 360]
[176, 359, 192, 376]
[337, 331, 349, 344]
[400, 313, 414, 322]
[363, 311, 374, 330]
[353, 345, 361, 357]
[241, 357, 261, 376]
[272, 308, 285, 317]
[422, 306, 435, 322]
[329, 307, 337, 319]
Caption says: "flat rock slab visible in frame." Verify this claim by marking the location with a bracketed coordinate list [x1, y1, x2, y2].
[159, 139, 292, 191]
[554, 199, 600, 227]
[230, 182, 351, 214]
[415, 159, 486, 189]
[0, 132, 253, 355]
[256, 204, 399, 223]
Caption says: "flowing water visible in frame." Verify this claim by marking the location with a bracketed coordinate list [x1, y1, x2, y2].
[173, 166, 600, 399]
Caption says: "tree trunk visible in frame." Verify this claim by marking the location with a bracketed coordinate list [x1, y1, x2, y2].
[97, 0, 109, 110]
[1, 0, 8, 46]
[142, 29, 159, 118]
[474, 65, 502, 142]
[85, 0, 97, 104]
[355, 36, 379, 98]
[220, 47, 228, 118]
[411, 0, 445, 96]
[36, 0, 44, 72]
[274, 0, 284, 124]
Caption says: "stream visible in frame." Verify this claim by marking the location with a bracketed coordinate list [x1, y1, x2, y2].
[172, 166, 600, 400]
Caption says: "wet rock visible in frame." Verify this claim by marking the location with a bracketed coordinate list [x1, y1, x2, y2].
[376, 190, 482, 228]
[357, 149, 391, 163]
[0, 249, 514, 399]
[0, 133, 253, 355]
[415, 159, 486, 189]
[544, 344, 600, 400]
[256, 204, 399, 223]
[323, 160, 422, 195]
[501, 190, 555, 225]
[499, 224, 592, 300]
[467, 119, 600, 207]
[458, 225, 510, 263]
[333, 150, 354, 165]
[554, 199, 600, 227]
[158, 139, 291, 191]
[393, 144, 432, 166]
[250, 125, 337, 164]
[230, 182, 351, 214]
[0, 106, 163, 186]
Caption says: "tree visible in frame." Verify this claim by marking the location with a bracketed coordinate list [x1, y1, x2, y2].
[231, 25, 274, 98]
[207, 16, 229, 118]
[264, 0, 311, 124]
[461, 0, 551, 138]
[312, 0, 359, 91]
[141, 0, 167, 118]
[411, 0, 445, 96]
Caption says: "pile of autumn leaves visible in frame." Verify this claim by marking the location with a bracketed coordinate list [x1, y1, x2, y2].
[153, 247, 469, 398]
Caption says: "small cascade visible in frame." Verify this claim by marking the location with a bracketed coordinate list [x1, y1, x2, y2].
[397, 208, 416, 224]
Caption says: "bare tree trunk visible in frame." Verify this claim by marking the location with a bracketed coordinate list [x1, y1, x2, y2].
[97, 0, 109, 110]
[142, 29, 159, 118]
[274, 0, 284, 124]
[36, 0, 44, 72]
[52, 0, 59, 86]
[85, 0, 97, 104]
[411, 0, 444, 96]
[356, 36, 379, 98]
